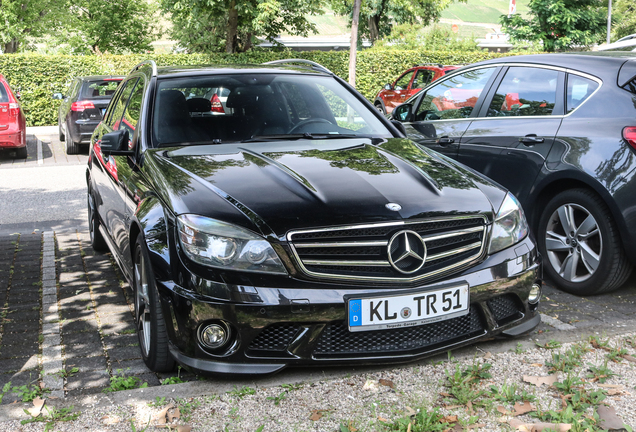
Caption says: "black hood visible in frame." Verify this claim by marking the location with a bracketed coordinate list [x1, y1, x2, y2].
[146, 138, 502, 239]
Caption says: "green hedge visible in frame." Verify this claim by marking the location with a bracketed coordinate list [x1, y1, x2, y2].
[0, 50, 515, 126]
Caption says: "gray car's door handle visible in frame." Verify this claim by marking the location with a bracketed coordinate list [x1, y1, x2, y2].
[438, 136, 455, 146]
[519, 134, 545, 145]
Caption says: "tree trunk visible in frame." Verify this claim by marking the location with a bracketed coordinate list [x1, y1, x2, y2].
[226, 0, 238, 53]
[3, 39, 19, 54]
[368, 15, 380, 44]
[244, 32, 253, 51]
[348, 0, 362, 88]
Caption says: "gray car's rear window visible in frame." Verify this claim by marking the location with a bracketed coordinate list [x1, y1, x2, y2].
[81, 79, 122, 99]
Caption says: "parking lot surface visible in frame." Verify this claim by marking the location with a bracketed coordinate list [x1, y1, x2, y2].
[0, 128, 635, 402]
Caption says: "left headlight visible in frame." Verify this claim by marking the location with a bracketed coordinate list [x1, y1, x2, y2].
[177, 214, 287, 275]
[488, 192, 529, 254]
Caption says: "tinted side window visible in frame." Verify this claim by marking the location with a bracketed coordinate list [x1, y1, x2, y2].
[566, 74, 599, 113]
[413, 70, 433, 89]
[104, 78, 138, 129]
[415, 67, 495, 121]
[395, 72, 413, 90]
[487, 67, 559, 117]
[0, 83, 8, 103]
[81, 80, 122, 99]
[121, 81, 144, 148]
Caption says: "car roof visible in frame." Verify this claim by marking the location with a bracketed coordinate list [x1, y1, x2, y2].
[452, 52, 636, 82]
[155, 64, 330, 79]
[77, 75, 124, 82]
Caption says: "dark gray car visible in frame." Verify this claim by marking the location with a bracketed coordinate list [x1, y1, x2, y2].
[54, 76, 123, 154]
[392, 52, 636, 296]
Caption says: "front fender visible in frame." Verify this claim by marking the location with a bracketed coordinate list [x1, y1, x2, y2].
[133, 195, 172, 281]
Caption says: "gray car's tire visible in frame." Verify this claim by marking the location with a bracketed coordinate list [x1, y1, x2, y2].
[133, 236, 175, 372]
[58, 121, 65, 142]
[65, 121, 79, 154]
[15, 147, 27, 159]
[375, 102, 385, 114]
[538, 188, 632, 295]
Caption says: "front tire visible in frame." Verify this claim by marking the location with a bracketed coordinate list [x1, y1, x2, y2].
[538, 188, 632, 295]
[133, 236, 175, 372]
[87, 193, 108, 252]
[375, 102, 385, 114]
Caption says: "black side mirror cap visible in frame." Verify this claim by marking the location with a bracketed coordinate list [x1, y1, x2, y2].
[391, 103, 413, 123]
[100, 129, 133, 156]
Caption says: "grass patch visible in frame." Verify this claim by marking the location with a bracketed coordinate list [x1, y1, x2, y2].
[103, 369, 148, 393]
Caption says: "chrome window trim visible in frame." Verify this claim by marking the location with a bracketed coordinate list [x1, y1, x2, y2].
[287, 215, 488, 283]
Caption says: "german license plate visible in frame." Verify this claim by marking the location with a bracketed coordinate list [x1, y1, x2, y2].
[347, 284, 469, 332]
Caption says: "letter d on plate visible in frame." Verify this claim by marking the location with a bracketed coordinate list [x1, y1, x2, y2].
[349, 299, 362, 327]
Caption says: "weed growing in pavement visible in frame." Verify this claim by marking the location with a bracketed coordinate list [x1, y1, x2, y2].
[13, 382, 49, 403]
[531, 405, 600, 432]
[21, 405, 81, 431]
[128, 416, 151, 432]
[281, 382, 304, 391]
[624, 335, 636, 349]
[228, 385, 256, 399]
[0, 382, 11, 404]
[103, 369, 148, 393]
[489, 381, 536, 403]
[376, 407, 453, 432]
[554, 374, 586, 394]
[147, 396, 167, 407]
[161, 366, 185, 385]
[588, 335, 611, 349]
[586, 359, 617, 383]
[120, 329, 136, 335]
[606, 345, 629, 363]
[536, 339, 562, 349]
[266, 390, 287, 405]
[461, 359, 492, 382]
[175, 398, 201, 422]
[512, 342, 524, 354]
[54, 367, 79, 379]
[546, 350, 583, 373]
[443, 364, 485, 406]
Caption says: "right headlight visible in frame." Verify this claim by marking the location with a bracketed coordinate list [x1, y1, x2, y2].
[177, 214, 287, 275]
[488, 192, 529, 254]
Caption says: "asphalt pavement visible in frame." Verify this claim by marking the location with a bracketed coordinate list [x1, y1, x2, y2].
[0, 127, 635, 412]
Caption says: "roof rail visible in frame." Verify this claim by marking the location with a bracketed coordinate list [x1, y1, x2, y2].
[262, 59, 333, 75]
[130, 60, 157, 76]
[414, 63, 445, 68]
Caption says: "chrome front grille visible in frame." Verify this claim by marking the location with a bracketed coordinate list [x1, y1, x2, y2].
[287, 216, 488, 283]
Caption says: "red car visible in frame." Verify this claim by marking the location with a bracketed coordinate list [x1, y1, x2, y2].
[374, 64, 459, 114]
[0, 74, 27, 159]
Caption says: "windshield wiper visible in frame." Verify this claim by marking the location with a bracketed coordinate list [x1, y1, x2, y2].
[241, 133, 362, 143]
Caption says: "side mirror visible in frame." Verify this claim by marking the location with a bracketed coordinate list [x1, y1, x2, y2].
[100, 129, 133, 156]
[391, 103, 413, 123]
[384, 83, 393, 90]
[14, 91, 21, 100]
[52, 93, 64, 100]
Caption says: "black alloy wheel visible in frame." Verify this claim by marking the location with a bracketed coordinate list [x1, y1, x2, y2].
[133, 236, 175, 372]
[538, 188, 632, 295]
[87, 193, 108, 252]
[375, 103, 385, 114]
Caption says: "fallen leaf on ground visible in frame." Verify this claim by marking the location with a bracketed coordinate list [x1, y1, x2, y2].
[377, 416, 389, 423]
[309, 409, 331, 421]
[155, 404, 175, 424]
[509, 418, 572, 431]
[466, 424, 486, 429]
[466, 400, 474, 414]
[167, 406, 180, 422]
[513, 401, 536, 416]
[176, 426, 192, 432]
[404, 406, 417, 417]
[483, 352, 492, 359]
[439, 392, 453, 397]
[599, 384, 625, 389]
[27, 397, 45, 417]
[523, 375, 558, 387]
[442, 415, 458, 423]
[530, 363, 543, 367]
[497, 406, 510, 415]
[444, 404, 463, 410]
[597, 405, 626, 430]
[379, 379, 395, 389]
[621, 354, 636, 363]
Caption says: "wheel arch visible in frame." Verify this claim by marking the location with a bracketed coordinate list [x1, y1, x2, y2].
[529, 172, 635, 264]
[374, 98, 386, 112]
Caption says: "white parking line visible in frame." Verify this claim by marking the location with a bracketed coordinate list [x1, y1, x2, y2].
[36, 138, 43, 165]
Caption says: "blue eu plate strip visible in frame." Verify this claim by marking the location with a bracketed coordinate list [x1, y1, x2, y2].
[349, 299, 362, 327]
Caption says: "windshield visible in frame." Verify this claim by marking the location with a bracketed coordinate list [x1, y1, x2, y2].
[153, 73, 393, 146]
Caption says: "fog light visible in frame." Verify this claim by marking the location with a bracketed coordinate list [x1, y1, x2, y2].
[528, 283, 542, 304]
[199, 323, 229, 349]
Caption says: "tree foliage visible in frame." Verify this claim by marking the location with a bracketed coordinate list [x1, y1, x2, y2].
[59, 0, 157, 54]
[612, 0, 636, 41]
[0, 0, 63, 53]
[501, 0, 607, 52]
[331, 0, 457, 45]
[161, 0, 324, 53]
[373, 24, 479, 51]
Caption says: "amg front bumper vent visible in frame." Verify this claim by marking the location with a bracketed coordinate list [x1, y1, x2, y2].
[288, 216, 487, 283]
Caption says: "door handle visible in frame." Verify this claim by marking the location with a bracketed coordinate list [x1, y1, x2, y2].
[438, 136, 455, 146]
[519, 134, 545, 145]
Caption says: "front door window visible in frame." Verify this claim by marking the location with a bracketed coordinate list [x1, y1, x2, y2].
[487, 67, 559, 117]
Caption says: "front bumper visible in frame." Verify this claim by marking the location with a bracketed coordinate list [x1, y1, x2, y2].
[157, 236, 541, 375]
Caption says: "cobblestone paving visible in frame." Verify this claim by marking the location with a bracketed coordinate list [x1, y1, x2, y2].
[0, 228, 635, 401]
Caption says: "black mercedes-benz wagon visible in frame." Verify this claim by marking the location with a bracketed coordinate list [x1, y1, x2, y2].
[87, 60, 541, 375]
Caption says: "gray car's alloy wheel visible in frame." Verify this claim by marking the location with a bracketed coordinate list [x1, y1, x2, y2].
[538, 189, 632, 295]
[133, 236, 175, 372]
[87, 193, 108, 252]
